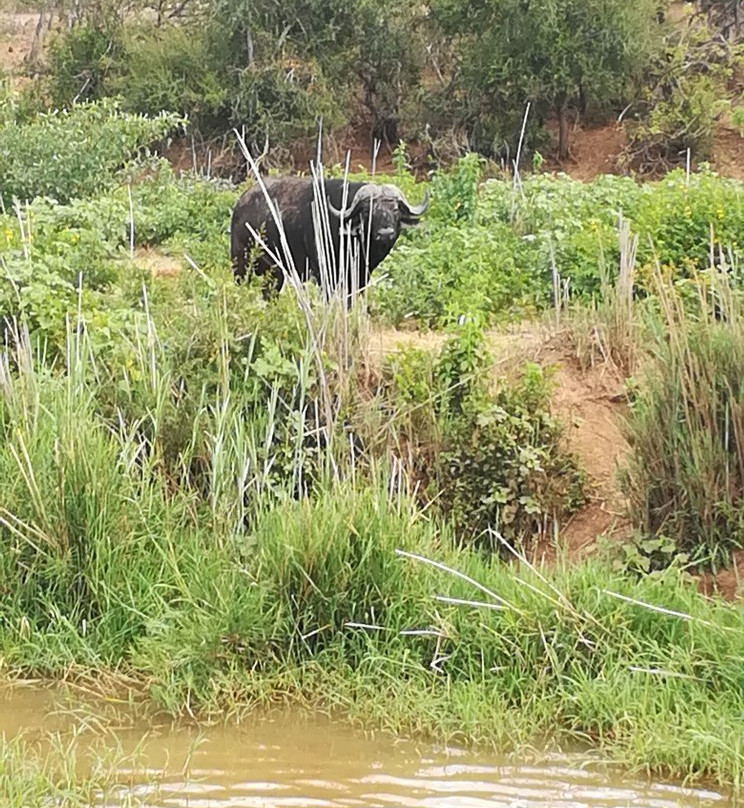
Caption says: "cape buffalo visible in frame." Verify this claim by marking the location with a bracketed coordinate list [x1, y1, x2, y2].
[230, 177, 430, 298]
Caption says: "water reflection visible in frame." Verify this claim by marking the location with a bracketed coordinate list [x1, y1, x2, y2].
[0, 685, 729, 808]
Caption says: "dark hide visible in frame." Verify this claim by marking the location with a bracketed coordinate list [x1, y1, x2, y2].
[230, 177, 429, 298]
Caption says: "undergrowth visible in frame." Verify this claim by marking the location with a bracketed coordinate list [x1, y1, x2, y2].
[2, 100, 744, 796]
[622, 270, 744, 570]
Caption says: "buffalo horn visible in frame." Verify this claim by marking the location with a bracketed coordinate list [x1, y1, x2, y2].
[327, 183, 430, 220]
[392, 187, 430, 218]
[327, 184, 378, 220]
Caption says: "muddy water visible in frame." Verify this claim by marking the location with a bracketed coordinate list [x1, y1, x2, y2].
[1, 685, 729, 808]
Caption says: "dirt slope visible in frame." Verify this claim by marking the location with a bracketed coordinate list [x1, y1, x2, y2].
[369, 325, 632, 559]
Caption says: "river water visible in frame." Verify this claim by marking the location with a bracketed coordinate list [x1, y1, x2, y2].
[0, 684, 730, 808]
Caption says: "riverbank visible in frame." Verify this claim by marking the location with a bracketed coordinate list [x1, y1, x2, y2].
[2, 481, 744, 793]
[0, 682, 731, 807]
[2, 100, 744, 799]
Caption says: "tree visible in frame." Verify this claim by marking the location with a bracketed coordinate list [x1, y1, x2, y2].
[698, 0, 742, 40]
[431, 0, 664, 159]
[206, 0, 426, 152]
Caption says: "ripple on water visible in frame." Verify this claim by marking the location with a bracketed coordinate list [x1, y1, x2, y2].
[0, 686, 729, 808]
[113, 743, 727, 808]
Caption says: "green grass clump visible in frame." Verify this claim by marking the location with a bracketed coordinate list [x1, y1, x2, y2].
[0, 731, 159, 807]
[622, 274, 744, 569]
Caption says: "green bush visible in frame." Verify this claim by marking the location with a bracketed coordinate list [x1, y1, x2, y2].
[111, 25, 229, 131]
[44, 24, 122, 108]
[480, 171, 642, 299]
[430, 0, 662, 159]
[427, 152, 484, 226]
[621, 22, 738, 175]
[372, 221, 542, 327]
[633, 168, 744, 276]
[365, 165, 744, 329]
[0, 166, 235, 353]
[381, 322, 586, 548]
[231, 58, 345, 146]
[0, 99, 183, 206]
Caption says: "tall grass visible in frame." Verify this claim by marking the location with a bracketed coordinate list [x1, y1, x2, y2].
[3, 145, 744, 794]
[0, 729, 163, 808]
[569, 214, 641, 374]
[2, 304, 744, 790]
[622, 263, 744, 568]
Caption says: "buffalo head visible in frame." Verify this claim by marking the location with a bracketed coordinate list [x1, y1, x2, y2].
[328, 183, 430, 248]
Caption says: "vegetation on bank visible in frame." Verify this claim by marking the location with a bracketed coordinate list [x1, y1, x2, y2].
[0, 731, 158, 808]
[1, 98, 744, 796]
[3, 0, 742, 173]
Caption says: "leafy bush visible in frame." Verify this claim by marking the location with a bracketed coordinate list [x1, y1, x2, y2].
[364, 163, 744, 328]
[621, 22, 739, 175]
[372, 221, 542, 327]
[427, 152, 484, 225]
[472, 169, 744, 305]
[0, 99, 183, 206]
[632, 168, 744, 276]
[481, 171, 642, 299]
[430, 0, 662, 158]
[231, 58, 344, 146]
[44, 24, 122, 108]
[110, 25, 228, 130]
[0, 165, 238, 367]
[381, 322, 586, 548]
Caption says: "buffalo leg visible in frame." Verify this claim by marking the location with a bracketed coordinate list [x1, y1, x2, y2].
[231, 234, 249, 282]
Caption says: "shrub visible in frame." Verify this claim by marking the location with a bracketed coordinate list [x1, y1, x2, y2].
[0, 99, 183, 206]
[621, 22, 738, 175]
[633, 168, 744, 277]
[427, 152, 484, 226]
[110, 25, 228, 132]
[430, 0, 662, 159]
[372, 221, 542, 327]
[482, 172, 642, 299]
[381, 322, 586, 549]
[44, 24, 122, 108]
[231, 58, 345, 146]
[475, 170, 744, 305]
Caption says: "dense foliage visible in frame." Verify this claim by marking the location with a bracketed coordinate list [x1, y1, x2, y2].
[430, 0, 661, 158]
[20, 0, 740, 171]
[622, 279, 744, 570]
[382, 330, 586, 548]
[2, 98, 744, 794]
[373, 156, 744, 326]
[0, 98, 183, 205]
